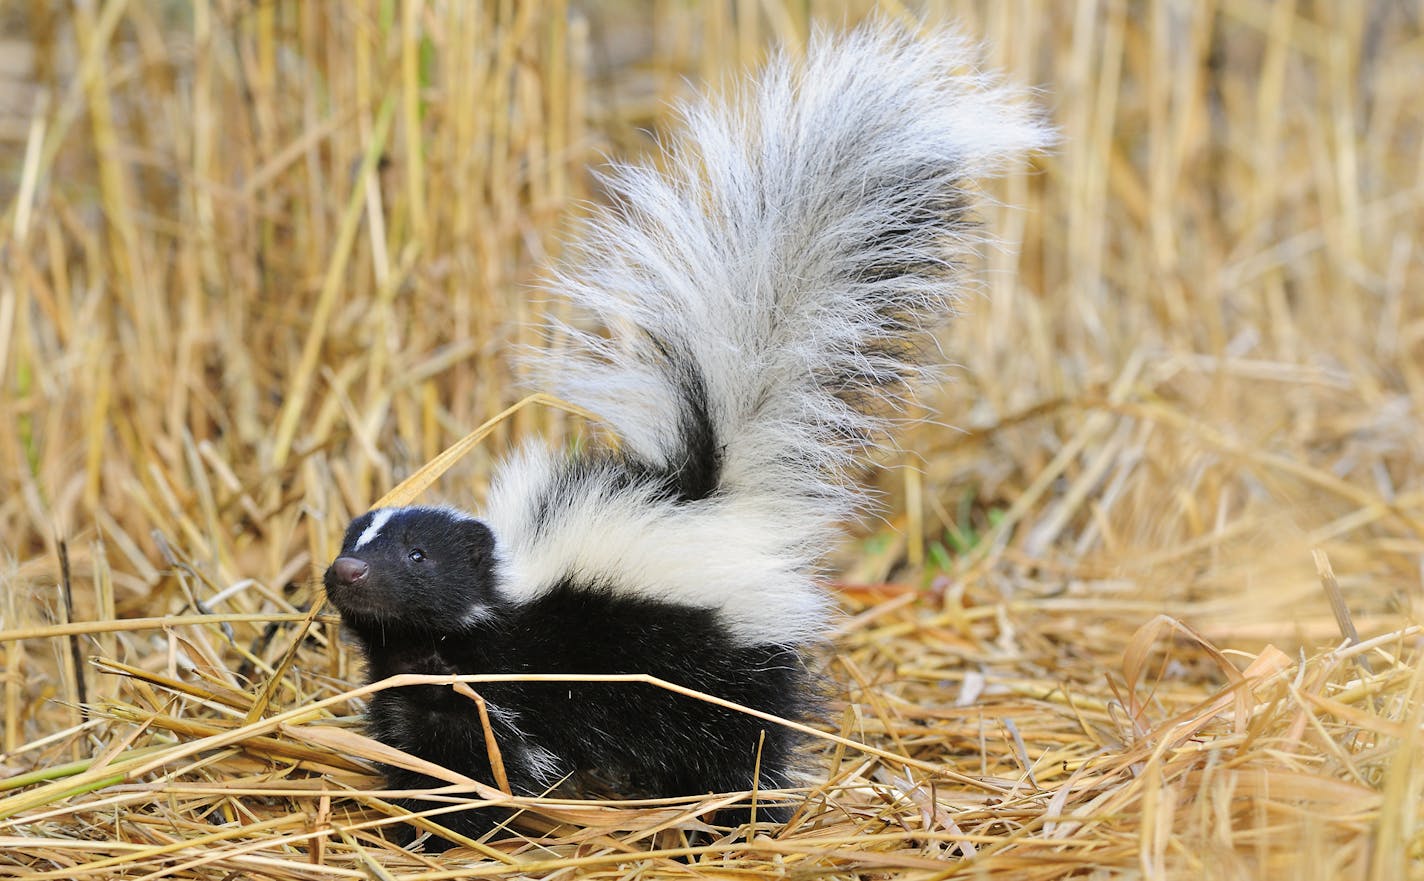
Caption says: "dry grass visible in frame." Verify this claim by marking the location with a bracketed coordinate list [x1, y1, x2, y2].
[2, 1, 1423, 878]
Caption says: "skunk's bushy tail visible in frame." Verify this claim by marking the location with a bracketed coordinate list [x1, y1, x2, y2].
[534, 23, 1048, 544]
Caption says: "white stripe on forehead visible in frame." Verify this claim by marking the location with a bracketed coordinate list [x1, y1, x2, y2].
[354, 508, 395, 550]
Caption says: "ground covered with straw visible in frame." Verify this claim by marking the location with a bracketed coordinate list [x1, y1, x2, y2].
[1, 2, 1422, 879]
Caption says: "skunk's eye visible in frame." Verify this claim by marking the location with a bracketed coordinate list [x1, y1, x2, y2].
[407, 548, 426, 563]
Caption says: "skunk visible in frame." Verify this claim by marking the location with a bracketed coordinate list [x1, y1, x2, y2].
[323, 22, 1048, 849]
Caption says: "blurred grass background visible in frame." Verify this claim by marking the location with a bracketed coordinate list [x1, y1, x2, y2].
[1, 1, 1423, 878]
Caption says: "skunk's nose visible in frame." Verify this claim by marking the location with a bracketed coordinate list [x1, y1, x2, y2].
[330, 556, 370, 586]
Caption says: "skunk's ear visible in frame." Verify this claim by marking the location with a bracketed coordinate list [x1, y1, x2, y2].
[462, 519, 496, 563]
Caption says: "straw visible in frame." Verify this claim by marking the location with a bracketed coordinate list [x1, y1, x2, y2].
[2, 2, 1422, 878]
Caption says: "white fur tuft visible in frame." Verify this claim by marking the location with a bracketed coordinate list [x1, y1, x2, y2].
[486, 22, 1048, 644]
[484, 444, 831, 645]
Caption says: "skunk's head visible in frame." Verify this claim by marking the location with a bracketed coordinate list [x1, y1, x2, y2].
[323, 506, 499, 628]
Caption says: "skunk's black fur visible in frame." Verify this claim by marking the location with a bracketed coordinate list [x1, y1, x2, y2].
[332, 510, 810, 847]
[323, 22, 1047, 850]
